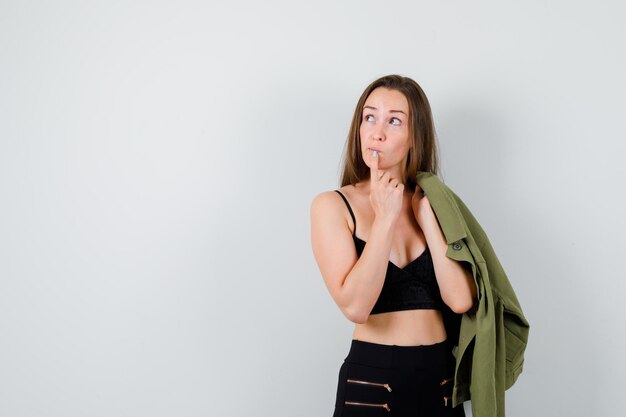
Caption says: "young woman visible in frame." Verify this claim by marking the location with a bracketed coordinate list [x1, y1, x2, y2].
[310, 74, 477, 416]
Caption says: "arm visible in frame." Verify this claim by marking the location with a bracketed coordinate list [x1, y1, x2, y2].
[310, 191, 397, 323]
[412, 192, 477, 314]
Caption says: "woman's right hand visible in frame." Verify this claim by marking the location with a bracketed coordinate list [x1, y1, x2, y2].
[368, 151, 404, 224]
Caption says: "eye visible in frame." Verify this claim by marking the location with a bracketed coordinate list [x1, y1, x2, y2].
[390, 117, 401, 125]
[364, 114, 374, 122]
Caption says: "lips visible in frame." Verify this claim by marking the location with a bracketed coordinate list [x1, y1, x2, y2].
[368, 147, 381, 153]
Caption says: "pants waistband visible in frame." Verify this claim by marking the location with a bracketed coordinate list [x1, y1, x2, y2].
[345, 338, 451, 369]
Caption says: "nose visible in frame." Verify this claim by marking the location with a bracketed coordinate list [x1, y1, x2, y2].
[372, 123, 386, 142]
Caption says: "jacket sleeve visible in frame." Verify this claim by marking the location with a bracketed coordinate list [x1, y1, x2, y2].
[445, 184, 530, 416]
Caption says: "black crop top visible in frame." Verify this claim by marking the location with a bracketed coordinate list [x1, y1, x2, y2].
[334, 190, 444, 314]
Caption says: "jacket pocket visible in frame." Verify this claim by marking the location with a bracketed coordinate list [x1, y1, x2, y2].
[502, 302, 530, 388]
[447, 239, 482, 301]
[503, 305, 529, 365]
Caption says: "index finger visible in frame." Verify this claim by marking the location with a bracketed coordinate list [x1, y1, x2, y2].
[370, 150, 379, 181]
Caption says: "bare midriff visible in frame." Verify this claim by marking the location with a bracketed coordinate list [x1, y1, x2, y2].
[351, 309, 447, 346]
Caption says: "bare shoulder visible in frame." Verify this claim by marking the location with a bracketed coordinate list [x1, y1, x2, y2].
[310, 189, 339, 208]
[310, 185, 362, 219]
[310, 190, 341, 221]
[311, 183, 354, 206]
[310, 190, 345, 231]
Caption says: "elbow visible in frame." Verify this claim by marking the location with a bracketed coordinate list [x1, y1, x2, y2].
[337, 287, 370, 324]
[343, 304, 369, 324]
[446, 268, 478, 314]
[447, 296, 475, 314]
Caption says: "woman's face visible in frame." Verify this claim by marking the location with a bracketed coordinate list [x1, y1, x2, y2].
[359, 87, 411, 176]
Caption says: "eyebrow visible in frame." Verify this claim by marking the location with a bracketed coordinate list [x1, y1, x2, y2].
[363, 105, 406, 115]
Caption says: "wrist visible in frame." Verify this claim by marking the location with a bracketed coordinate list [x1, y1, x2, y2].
[372, 215, 397, 233]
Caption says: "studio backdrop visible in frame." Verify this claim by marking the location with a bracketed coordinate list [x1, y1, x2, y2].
[1, 1, 624, 416]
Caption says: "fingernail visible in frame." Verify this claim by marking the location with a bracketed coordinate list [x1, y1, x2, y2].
[372, 150, 377, 157]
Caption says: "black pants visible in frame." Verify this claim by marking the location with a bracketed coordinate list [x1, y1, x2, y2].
[332, 339, 466, 416]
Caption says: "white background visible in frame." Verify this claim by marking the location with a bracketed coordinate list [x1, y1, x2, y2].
[1, 1, 625, 416]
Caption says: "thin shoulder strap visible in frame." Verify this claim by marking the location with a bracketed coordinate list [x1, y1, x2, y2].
[334, 190, 356, 237]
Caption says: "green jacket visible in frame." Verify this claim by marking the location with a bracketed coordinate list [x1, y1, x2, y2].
[416, 172, 530, 417]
